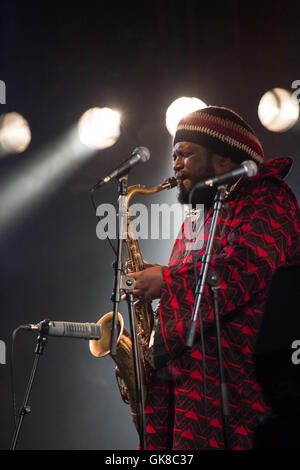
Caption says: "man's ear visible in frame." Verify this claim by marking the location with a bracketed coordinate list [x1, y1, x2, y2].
[212, 153, 239, 173]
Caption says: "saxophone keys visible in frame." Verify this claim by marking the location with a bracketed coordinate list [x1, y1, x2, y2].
[115, 366, 130, 404]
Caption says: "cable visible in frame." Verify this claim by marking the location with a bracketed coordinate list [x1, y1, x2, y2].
[10, 326, 23, 428]
[190, 206, 211, 447]
[191, 251, 209, 447]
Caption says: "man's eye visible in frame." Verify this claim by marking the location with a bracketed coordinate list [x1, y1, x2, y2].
[173, 153, 191, 161]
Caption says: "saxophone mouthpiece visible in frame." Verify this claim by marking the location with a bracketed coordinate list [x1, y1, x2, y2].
[163, 177, 177, 189]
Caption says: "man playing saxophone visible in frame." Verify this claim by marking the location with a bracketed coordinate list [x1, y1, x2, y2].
[127, 106, 300, 450]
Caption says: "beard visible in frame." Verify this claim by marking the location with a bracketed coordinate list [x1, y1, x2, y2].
[177, 156, 217, 207]
[177, 184, 217, 206]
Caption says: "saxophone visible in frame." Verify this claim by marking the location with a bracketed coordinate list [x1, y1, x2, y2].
[89, 176, 177, 434]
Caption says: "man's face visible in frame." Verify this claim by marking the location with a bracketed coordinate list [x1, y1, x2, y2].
[173, 141, 216, 205]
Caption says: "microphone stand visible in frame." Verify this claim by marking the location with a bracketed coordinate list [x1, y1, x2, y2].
[10, 320, 49, 450]
[110, 176, 128, 357]
[186, 186, 230, 450]
[109, 175, 146, 449]
[126, 292, 146, 450]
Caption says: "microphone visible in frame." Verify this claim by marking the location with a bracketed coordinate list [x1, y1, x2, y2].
[20, 320, 102, 340]
[91, 146, 150, 191]
[193, 160, 257, 191]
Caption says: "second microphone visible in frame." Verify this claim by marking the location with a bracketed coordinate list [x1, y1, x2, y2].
[91, 146, 150, 192]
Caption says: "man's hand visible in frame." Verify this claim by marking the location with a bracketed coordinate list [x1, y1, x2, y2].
[126, 265, 165, 302]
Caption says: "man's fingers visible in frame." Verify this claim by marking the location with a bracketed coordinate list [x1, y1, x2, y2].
[121, 290, 143, 301]
[143, 261, 153, 269]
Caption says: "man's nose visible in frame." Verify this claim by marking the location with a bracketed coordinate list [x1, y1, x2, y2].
[173, 155, 184, 172]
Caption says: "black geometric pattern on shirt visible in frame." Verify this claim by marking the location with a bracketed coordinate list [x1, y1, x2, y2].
[145, 158, 300, 450]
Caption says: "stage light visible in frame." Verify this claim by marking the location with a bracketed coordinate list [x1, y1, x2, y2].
[165, 97, 207, 136]
[0, 112, 31, 155]
[78, 107, 121, 149]
[258, 88, 299, 132]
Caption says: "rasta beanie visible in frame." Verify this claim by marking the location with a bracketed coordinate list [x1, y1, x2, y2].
[174, 106, 264, 164]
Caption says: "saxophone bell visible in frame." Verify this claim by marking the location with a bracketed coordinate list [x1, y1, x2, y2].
[89, 312, 124, 358]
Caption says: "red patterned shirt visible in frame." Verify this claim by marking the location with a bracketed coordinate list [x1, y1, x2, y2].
[145, 157, 300, 450]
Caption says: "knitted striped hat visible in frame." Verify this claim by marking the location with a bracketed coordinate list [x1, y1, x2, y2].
[174, 106, 264, 164]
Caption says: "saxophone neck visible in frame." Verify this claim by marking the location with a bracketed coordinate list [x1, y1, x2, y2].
[124, 176, 177, 272]
[125, 177, 177, 208]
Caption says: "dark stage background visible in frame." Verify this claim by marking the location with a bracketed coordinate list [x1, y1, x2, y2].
[0, 0, 299, 450]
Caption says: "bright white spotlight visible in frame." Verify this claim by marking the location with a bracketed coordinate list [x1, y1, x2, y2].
[258, 88, 299, 132]
[0, 112, 31, 155]
[166, 97, 207, 136]
[78, 107, 121, 149]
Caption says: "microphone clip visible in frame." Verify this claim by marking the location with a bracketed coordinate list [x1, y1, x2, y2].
[34, 319, 50, 355]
